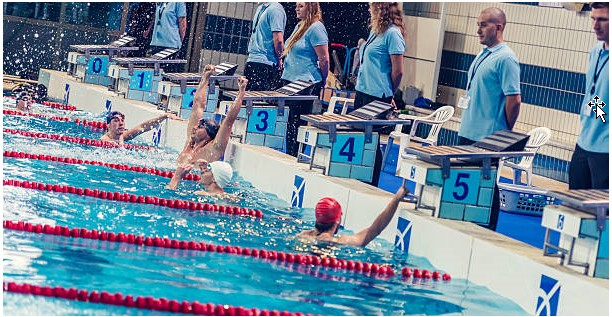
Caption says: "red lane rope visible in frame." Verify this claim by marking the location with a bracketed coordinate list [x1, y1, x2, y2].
[3, 180, 262, 218]
[3, 109, 108, 130]
[3, 220, 450, 281]
[3, 129, 152, 151]
[3, 151, 201, 182]
[40, 101, 77, 111]
[3, 281, 308, 316]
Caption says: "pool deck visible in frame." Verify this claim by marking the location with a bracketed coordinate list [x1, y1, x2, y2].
[38, 69, 609, 316]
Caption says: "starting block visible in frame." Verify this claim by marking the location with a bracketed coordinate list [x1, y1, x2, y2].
[67, 36, 138, 86]
[542, 189, 609, 279]
[298, 101, 409, 182]
[397, 130, 533, 227]
[110, 48, 186, 104]
[220, 80, 318, 151]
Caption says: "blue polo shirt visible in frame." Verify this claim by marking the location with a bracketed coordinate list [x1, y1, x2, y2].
[458, 43, 521, 141]
[355, 25, 405, 98]
[247, 2, 286, 66]
[150, 2, 186, 49]
[577, 42, 609, 153]
[281, 21, 328, 83]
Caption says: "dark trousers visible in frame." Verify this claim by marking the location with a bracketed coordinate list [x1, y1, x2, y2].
[459, 136, 500, 231]
[244, 62, 281, 91]
[569, 145, 609, 190]
[354, 91, 393, 187]
[285, 80, 322, 157]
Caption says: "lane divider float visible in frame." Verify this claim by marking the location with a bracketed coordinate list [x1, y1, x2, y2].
[3, 220, 450, 281]
[40, 101, 77, 111]
[3, 180, 262, 218]
[3, 129, 152, 151]
[4, 281, 308, 316]
[3, 151, 200, 181]
[3, 109, 108, 130]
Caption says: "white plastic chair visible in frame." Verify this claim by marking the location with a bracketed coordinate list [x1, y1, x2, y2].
[497, 126, 551, 186]
[381, 105, 455, 173]
[324, 96, 353, 115]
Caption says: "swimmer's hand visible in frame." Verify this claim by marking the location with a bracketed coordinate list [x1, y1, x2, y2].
[165, 112, 186, 121]
[202, 64, 216, 81]
[237, 77, 248, 92]
[194, 190, 210, 196]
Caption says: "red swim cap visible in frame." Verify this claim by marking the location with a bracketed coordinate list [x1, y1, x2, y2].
[315, 198, 342, 224]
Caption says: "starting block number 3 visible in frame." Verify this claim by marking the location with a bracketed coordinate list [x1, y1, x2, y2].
[247, 108, 277, 135]
[442, 170, 480, 205]
[86, 56, 109, 76]
[332, 134, 365, 164]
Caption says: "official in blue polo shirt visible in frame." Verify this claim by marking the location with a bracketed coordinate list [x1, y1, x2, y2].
[458, 8, 521, 144]
[146, 2, 187, 50]
[354, 2, 406, 187]
[458, 7, 521, 232]
[281, 2, 329, 157]
[245, 2, 286, 91]
[569, 2, 609, 190]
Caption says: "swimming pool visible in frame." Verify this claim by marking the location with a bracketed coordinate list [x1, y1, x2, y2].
[3, 97, 528, 315]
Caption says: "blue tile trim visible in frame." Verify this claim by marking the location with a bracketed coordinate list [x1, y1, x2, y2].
[202, 14, 250, 55]
[439, 50, 586, 114]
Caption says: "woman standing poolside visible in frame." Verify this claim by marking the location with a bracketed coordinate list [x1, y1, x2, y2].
[354, 2, 406, 186]
[281, 2, 330, 157]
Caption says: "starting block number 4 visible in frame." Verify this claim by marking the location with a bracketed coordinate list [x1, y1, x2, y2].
[247, 108, 277, 135]
[129, 69, 154, 91]
[86, 56, 109, 76]
[441, 170, 480, 205]
[331, 134, 365, 164]
[182, 87, 197, 109]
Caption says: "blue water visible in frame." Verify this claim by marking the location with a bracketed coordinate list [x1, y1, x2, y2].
[3, 98, 528, 315]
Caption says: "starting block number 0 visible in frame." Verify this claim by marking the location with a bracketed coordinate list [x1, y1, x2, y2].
[247, 108, 277, 135]
[442, 170, 480, 205]
[332, 134, 365, 164]
[86, 56, 109, 76]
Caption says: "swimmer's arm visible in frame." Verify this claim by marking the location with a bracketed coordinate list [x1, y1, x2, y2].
[194, 190, 211, 196]
[187, 64, 216, 136]
[123, 113, 179, 141]
[336, 187, 409, 247]
[213, 77, 247, 151]
[167, 156, 193, 190]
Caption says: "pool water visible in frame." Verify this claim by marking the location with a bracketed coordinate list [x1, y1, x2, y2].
[3, 98, 528, 315]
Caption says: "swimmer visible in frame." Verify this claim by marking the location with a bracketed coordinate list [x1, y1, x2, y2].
[15, 91, 33, 112]
[194, 161, 237, 200]
[299, 186, 410, 247]
[166, 65, 248, 190]
[100, 110, 183, 145]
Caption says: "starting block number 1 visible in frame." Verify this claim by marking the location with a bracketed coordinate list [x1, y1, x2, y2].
[129, 70, 154, 91]
[332, 134, 365, 164]
[247, 108, 277, 135]
[86, 56, 109, 76]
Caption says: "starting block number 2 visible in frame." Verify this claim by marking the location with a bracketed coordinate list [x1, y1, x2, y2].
[332, 134, 365, 164]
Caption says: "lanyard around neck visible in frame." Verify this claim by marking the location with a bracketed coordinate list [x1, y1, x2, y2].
[360, 33, 377, 65]
[157, 2, 168, 25]
[253, 4, 269, 33]
[591, 46, 609, 94]
[467, 50, 492, 91]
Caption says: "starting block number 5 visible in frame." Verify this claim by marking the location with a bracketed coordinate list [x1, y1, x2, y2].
[332, 134, 365, 164]
[442, 170, 480, 205]
[86, 56, 109, 76]
[247, 108, 277, 135]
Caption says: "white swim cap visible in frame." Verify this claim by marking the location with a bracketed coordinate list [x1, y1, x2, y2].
[209, 161, 233, 189]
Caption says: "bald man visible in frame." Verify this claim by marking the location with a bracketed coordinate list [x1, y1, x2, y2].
[457, 7, 521, 231]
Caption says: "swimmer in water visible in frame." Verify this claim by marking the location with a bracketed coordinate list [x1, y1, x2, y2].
[167, 65, 248, 190]
[15, 91, 34, 112]
[194, 160, 238, 200]
[100, 110, 183, 145]
[299, 186, 409, 247]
